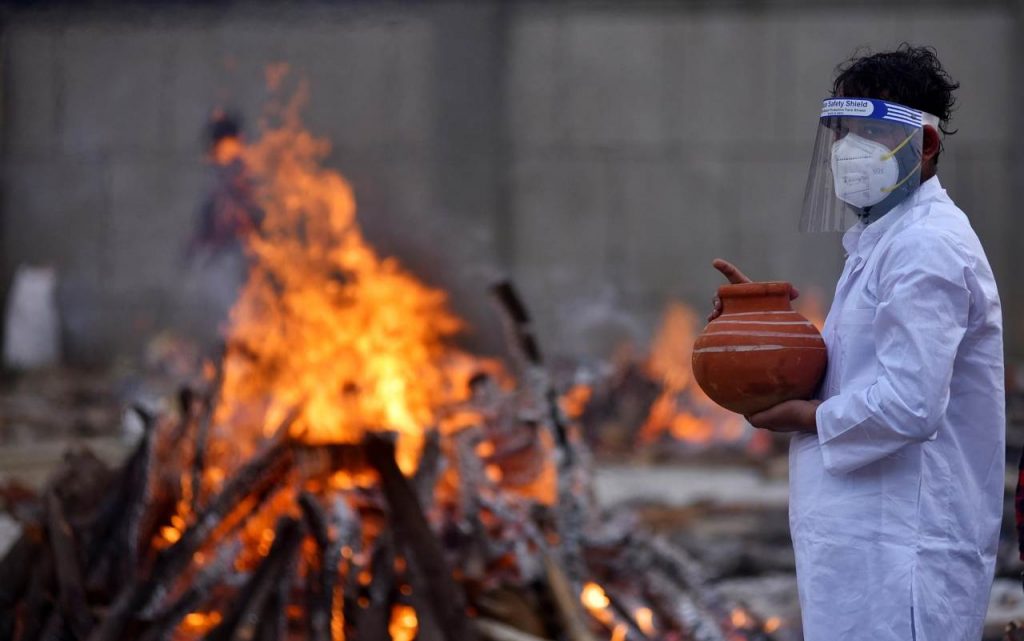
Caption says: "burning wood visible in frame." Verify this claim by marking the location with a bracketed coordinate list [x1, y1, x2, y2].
[0, 345, 774, 641]
[0, 77, 776, 641]
[365, 433, 476, 641]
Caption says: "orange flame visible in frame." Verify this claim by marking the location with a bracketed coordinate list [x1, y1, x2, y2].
[389, 604, 418, 641]
[581, 582, 610, 610]
[639, 302, 745, 447]
[580, 582, 614, 626]
[634, 606, 655, 635]
[212, 82, 474, 474]
[730, 607, 751, 628]
[210, 135, 244, 166]
[560, 383, 593, 419]
[182, 611, 222, 634]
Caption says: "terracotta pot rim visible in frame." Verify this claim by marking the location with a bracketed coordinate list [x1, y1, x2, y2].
[717, 281, 793, 298]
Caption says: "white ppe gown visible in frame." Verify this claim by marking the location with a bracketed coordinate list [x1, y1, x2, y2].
[790, 177, 1005, 640]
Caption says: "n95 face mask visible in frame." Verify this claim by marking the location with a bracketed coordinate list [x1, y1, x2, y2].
[829, 133, 901, 209]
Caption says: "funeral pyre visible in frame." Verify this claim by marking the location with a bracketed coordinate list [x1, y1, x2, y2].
[0, 81, 779, 641]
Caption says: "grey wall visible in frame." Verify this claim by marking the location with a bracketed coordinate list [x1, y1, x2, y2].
[2, 2, 1020, 365]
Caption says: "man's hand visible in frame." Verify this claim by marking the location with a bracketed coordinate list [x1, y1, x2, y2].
[708, 258, 800, 322]
[745, 399, 821, 433]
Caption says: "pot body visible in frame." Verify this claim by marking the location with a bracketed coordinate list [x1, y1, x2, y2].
[692, 282, 827, 415]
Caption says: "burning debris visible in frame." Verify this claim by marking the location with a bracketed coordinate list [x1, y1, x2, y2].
[1, 78, 779, 641]
[573, 293, 826, 462]
[572, 303, 757, 460]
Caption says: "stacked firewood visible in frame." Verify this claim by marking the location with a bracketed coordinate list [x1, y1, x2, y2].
[0, 284, 777, 641]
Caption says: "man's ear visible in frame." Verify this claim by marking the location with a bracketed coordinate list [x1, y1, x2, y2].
[922, 124, 941, 162]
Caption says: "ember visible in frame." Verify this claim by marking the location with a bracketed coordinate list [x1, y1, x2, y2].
[0, 75, 776, 641]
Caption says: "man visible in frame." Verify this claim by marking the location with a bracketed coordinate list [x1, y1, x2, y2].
[180, 112, 263, 349]
[710, 46, 1005, 640]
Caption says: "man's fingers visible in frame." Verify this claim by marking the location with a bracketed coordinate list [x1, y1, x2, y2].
[707, 296, 722, 322]
[745, 407, 772, 427]
[712, 258, 752, 285]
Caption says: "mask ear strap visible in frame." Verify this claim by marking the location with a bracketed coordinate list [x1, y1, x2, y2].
[879, 110, 939, 190]
[881, 161, 922, 193]
[881, 130, 917, 160]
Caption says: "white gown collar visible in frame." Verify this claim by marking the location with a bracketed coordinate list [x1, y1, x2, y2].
[841, 176, 944, 258]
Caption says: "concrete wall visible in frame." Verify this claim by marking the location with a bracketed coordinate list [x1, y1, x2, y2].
[1, 2, 1019, 364]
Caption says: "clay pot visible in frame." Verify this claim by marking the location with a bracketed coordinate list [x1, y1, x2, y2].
[692, 281, 827, 415]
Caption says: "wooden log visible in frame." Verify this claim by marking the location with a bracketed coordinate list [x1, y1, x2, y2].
[84, 407, 156, 592]
[8, 443, 119, 641]
[300, 491, 360, 641]
[490, 280, 589, 584]
[37, 608, 69, 641]
[399, 546, 446, 641]
[540, 554, 598, 641]
[489, 281, 542, 366]
[337, 509, 364, 641]
[611, 534, 730, 641]
[365, 433, 477, 641]
[141, 411, 298, 610]
[13, 554, 54, 641]
[472, 587, 548, 639]
[413, 429, 442, 510]
[474, 618, 556, 641]
[252, 528, 299, 641]
[46, 491, 93, 639]
[190, 392, 217, 514]
[488, 281, 570, 454]
[602, 585, 655, 641]
[298, 493, 331, 641]
[191, 347, 226, 514]
[136, 539, 240, 641]
[475, 495, 546, 563]
[354, 532, 394, 641]
[13, 446, 116, 641]
[86, 418, 296, 641]
[49, 449, 115, 524]
[202, 517, 303, 641]
[642, 572, 725, 641]
[171, 386, 197, 444]
[298, 493, 334, 641]
[453, 430, 497, 579]
[0, 530, 43, 638]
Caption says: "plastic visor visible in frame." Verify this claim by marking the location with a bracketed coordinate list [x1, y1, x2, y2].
[799, 98, 939, 232]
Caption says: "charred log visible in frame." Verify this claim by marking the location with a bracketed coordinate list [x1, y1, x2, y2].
[46, 491, 93, 639]
[137, 540, 240, 641]
[86, 406, 156, 593]
[0, 530, 43, 639]
[365, 433, 477, 641]
[202, 516, 303, 641]
[298, 492, 358, 641]
[14, 554, 55, 641]
[86, 420, 295, 641]
[354, 532, 395, 641]
[540, 554, 598, 641]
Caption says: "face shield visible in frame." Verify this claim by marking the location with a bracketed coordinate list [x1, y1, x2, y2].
[799, 98, 940, 232]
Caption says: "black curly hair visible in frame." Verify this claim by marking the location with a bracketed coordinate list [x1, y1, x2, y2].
[832, 44, 959, 162]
